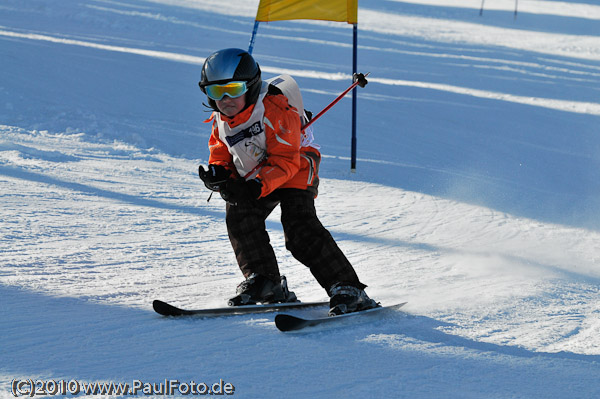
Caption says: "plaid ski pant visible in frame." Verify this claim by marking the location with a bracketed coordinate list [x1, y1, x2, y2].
[225, 188, 366, 294]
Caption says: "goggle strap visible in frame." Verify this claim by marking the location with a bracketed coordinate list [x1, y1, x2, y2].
[199, 73, 260, 89]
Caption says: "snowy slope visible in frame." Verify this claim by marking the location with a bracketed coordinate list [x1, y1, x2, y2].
[1, 0, 600, 397]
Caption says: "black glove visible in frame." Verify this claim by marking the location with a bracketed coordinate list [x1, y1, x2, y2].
[220, 178, 262, 204]
[198, 164, 231, 192]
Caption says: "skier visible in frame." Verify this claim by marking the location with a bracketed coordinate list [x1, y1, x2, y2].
[197, 48, 377, 316]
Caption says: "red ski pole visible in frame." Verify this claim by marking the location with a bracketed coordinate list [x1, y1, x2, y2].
[243, 72, 370, 179]
[302, 72, 369, 132]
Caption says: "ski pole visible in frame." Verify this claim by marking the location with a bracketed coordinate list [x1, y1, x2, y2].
[302, 72, 369, 132]
[242, 72, 370, 180]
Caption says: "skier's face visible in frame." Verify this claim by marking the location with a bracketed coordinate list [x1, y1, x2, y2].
[216, 94, 246, 117]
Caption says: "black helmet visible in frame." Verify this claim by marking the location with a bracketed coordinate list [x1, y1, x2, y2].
[199, 48, 262, 112]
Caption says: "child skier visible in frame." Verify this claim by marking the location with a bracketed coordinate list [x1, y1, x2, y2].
[197, 48, 377, 316]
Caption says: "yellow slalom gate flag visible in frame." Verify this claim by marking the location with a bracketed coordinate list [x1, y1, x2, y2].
[255, 0, 358, 24]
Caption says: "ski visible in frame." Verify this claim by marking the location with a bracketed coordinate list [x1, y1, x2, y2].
[152, 299, 329, 318]
[274, 302, 407, 332]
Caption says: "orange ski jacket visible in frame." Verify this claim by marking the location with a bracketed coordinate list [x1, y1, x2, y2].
[206, 91, 320, 198]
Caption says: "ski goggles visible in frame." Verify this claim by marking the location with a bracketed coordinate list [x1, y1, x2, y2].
[204, 81, 248, 101]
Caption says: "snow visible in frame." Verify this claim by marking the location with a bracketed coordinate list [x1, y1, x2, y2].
[1, 0, 599, 397]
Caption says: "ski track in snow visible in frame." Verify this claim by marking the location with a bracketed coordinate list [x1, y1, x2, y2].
[1, 0, 600, 397]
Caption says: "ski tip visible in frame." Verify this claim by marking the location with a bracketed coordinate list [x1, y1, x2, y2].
[153, 300, 186, 316]
[275, 301, 408, 332]
[274, 313, 307, 332]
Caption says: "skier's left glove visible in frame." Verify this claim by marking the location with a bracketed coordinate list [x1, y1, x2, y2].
[220, 178, 262, 204]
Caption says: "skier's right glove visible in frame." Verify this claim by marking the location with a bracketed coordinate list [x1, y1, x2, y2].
[198, 164, 231, 192]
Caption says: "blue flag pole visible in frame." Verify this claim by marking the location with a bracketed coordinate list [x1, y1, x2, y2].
[248, 20, 260, 54]
[351, 23, 358, 172]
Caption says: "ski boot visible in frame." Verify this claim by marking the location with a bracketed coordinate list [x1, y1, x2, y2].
[228, 273, 298, 306]
[328, 283, 379, 316]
